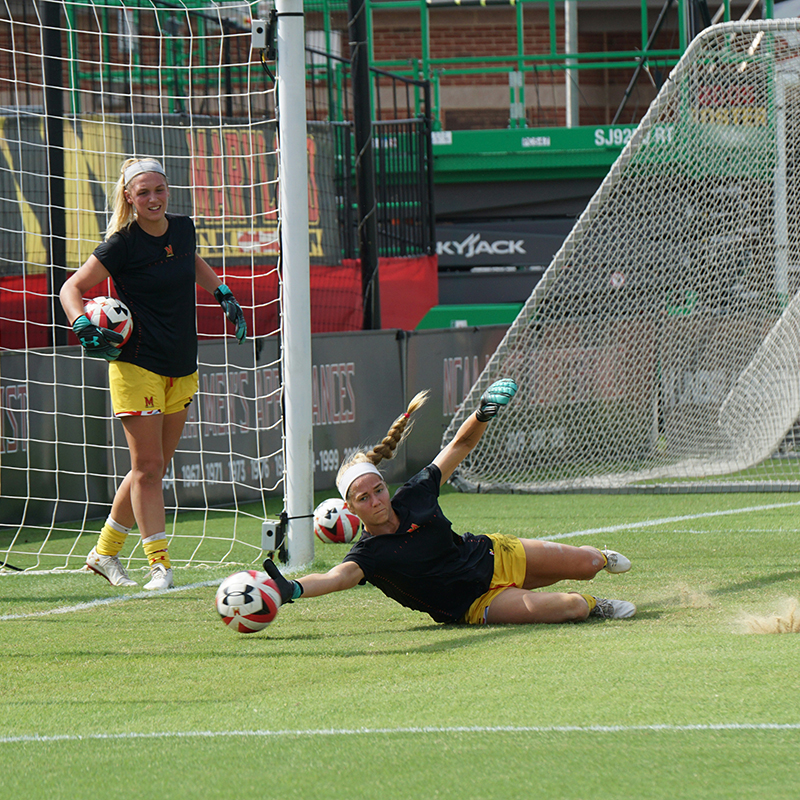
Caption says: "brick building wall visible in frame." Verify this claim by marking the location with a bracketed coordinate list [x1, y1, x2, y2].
[307, 2, 765, 131]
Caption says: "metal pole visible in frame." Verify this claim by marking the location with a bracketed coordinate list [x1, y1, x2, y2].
[348, 0, 381, 329]
[43, 0, 67, 346]
[775, 73, 790, 306]
[423, 80, 436, 253]
[611, 0, 675, 126]
[276, 0, 314, 567]
[223, 21, 233, 119]
[565, 1, 579, 128]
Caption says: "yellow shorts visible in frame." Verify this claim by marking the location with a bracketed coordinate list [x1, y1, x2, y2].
[108, 361, 198, 417]
[463, 533, 526, 625]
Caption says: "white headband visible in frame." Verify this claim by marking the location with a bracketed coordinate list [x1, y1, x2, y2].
[124, 159, 166, 186]
[337, 462, 382, 500]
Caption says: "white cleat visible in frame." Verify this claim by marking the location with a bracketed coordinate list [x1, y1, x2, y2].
[602, 549, 631, 574]
[590, 597, 636, 619]
[85, 547, 137, 587]
[143, 564, 174, 591]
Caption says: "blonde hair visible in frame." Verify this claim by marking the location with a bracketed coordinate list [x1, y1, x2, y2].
[105, 157, 168, 240]
[336, 390, 429, 499]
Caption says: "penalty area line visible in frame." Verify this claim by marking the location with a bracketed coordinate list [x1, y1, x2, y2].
[546, 499, 800, 541]
[0, 579, 222, 621]
[2, 722, 800, 745]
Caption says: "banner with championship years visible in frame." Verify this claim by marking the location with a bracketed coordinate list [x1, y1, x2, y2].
[0, 115, 340, 276]
[0, 326, 509, 526]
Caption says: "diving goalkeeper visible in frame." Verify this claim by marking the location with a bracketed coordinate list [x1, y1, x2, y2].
[266, 379, 635, 625]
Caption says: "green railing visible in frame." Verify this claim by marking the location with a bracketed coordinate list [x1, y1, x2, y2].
[63, 0, 260, 117]
[305, 0, 775, 129]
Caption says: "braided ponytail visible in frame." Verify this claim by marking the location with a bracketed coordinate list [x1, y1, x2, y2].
[336, 390, 429, 498]
[367, 390, 429, 465]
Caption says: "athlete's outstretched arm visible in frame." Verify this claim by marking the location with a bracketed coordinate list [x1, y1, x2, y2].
[264, 558, 363, 602]
[433, 413, 489, 485]
[296, 561, 364, 598]
[433, 378, 517, 485]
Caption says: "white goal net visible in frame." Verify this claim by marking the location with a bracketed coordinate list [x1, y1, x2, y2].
[446, 19, 800, 493]
[0, 1, 294, 573]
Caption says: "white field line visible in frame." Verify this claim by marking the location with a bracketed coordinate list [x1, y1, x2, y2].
[2, 722, 800, 745]
[0, 579, 222, 621]
[3, 499, 800, 622]
[541, 499, 800, 541]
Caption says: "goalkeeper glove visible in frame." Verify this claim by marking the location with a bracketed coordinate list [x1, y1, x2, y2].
[72, 314, 123, 361]
[214, 283, 246, 344]
[263, 558, 304, 604]
[475, 378, 518, 422]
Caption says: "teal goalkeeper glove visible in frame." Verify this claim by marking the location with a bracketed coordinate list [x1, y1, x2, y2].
[214, 284, 246, 344]
[475, 378, 518, 422]
[262, 558, 303, 604]
[72, 314, 123, 361]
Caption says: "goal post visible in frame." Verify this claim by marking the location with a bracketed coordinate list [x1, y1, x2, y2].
[276, 0, 314, 567]
[445, 19, 800, 493]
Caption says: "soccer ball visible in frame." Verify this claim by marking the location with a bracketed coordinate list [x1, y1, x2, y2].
[83, 296, 133, 347]
[215, 570, 281, 633]
[313, 498, 361, 543]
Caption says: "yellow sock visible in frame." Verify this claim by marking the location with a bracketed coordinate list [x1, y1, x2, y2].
[96, 517, 132, 557]
[580, 594, 598, 613]
[142, 532, 171, 568]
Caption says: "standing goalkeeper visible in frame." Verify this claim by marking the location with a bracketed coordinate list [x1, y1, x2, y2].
[266, 379, 636, 625]
[60, 157, 246, 591]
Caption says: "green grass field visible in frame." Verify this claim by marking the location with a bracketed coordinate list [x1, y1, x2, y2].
[2, 490, 800, 799]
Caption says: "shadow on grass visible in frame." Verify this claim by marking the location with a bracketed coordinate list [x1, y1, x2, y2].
[255, 624, 534, 657]
[241, 615, 622, 658]
[620, 606, 664, 620]
[708, 570, 800, 597]
[2, 620, 542, 660]
[631, 570, 800, 620]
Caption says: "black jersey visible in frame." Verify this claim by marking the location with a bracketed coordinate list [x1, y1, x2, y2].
[93, 214, 198, 377]
[343, 464, 494, 623]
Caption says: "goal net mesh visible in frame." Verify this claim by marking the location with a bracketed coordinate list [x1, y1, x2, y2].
[0, 1, 286, 573]
[445, 19, 800, 493]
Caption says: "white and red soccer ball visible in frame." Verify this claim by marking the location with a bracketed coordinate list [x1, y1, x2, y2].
[313, 497, 361, 543]
[83, 296, 133, 348]
[215, 570, 281, 633]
